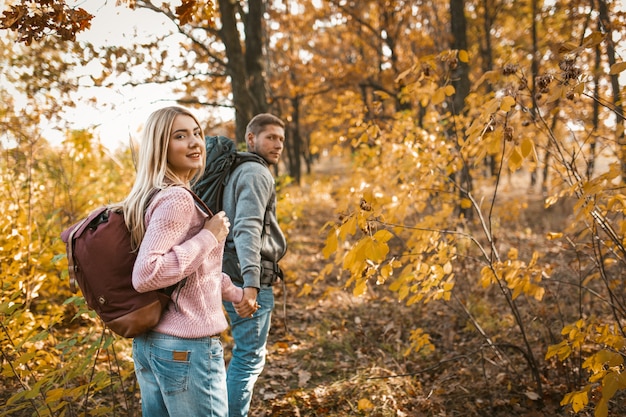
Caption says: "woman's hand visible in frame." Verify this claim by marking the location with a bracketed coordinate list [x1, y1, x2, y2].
[234, 287, 260, 318]
[203, 211, 230, 242]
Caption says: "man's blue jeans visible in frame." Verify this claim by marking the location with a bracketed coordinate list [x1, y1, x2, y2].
[133, 331, 228, 417]
[223, 286, 274, 417]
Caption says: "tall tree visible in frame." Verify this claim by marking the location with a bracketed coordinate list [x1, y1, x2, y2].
[597, 0, 626, 178]
[215, 0, 267, 141]
[450, 0, 473, 219]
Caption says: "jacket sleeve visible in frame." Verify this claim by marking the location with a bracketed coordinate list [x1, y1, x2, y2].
[231, 165, 274, 289]
[132, 188, 218, 292]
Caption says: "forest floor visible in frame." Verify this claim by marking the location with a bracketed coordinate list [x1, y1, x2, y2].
[235, 157, 625, 417]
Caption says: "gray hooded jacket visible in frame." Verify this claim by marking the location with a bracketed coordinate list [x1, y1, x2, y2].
[221, 158, 287, 288]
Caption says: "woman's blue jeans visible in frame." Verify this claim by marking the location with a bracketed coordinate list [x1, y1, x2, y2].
[223, 286, 274, 417]
[133, 331, 228, 417]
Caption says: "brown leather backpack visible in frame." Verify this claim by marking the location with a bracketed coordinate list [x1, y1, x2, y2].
[60, 189, 210, 338]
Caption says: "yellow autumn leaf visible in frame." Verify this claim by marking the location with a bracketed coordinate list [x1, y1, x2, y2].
[582, 31, 604, 48]
[500, 96, 516, 112]
[458, 49, 469, 62]
[532, 286, 545, 301]
[358, 398, 374, 411]
[595, 402, 609, 417]
[508, 147, 523, 171]
[444, 85, 456, 96]
[546, 232, 563, 240]
[322, 230, 338, 259]
[558, 41, 579, 52]
[339, 215, 357, 240]
[520, 138, 534, 158]
[432, 87, 446, 105]
[374, 90, 392, 100]
[557, 343, 572, 361]
[609, 62, 626, 75]
[544, 195, 559, 208]
[389, 272, 408, 293]
[474, 70, 499, 88]
[365, 239, 389, 262]
[298, 283, 312, 297]
[546, 84, 564, 103]
[379, 263, 393, 279]
[480, 265, 496, 288]
[373, 229, 394, 243]
[560, 390, 588, 413]
[573, 82, 585, 94]
[353, 278, 367, 296]
[362, 189, 374, 204]
[395, 66, 413, 82]
[545, 340, 567, 360]
[460, 198, 472, 209]
[342, 245, 358, 270]
[44, 388, 65, 403]
[485, 97, 501, 114]
[583, 350, 623, 373]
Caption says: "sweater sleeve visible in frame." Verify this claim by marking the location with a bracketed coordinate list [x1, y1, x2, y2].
[221, 273, 244, 303]
[132, 188, 218, 292]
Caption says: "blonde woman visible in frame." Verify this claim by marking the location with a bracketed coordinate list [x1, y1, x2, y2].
[124, 106, 242, 416]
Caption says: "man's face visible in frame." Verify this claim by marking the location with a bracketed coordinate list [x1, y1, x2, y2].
[247, 124, 285, 165]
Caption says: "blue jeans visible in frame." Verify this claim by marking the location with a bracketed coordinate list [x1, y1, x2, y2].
[223, 286, 274, 417]
[132, 331, 228, 417]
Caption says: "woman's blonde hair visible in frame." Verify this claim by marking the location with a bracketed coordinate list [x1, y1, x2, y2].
[122, 106, 206, 250]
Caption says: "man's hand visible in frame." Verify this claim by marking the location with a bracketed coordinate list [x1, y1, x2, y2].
[234, 287, 260, 318]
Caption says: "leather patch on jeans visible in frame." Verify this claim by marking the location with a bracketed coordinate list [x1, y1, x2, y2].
[172, 350, 189, 362]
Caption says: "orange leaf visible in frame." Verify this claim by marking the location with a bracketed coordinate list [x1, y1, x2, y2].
[176, 0, 197, 25]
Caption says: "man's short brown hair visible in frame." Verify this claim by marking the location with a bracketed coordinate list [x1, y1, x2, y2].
[246, 113, 285, 137]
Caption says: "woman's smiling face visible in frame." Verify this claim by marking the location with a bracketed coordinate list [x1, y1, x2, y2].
[166, 114, 205, 182]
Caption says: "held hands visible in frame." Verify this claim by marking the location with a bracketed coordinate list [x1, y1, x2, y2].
[204, 211, 230, 242]
[234, 287, 260, 318]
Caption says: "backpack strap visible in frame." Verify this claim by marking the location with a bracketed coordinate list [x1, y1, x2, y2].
[188, 188, 213, 216]
[149, 188, 212, 306]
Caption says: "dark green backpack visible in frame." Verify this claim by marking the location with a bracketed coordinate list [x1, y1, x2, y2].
[193, 135, 266, 214]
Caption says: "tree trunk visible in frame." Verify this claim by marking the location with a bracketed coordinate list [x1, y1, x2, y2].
[450, 0, 470, 115]
[217, 0, 267, 143]
[529, 0, 539, 189]
[244, 0, 268, 116]
[597, 0, 626, 179]
[479, 0, 497, 177]
[450, 0, 472, 219]
[588, 23, 601, 179]
[289, 95, 302, 184]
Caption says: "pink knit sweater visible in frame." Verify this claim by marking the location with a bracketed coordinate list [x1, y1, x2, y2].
[132, 186, 243, 338]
